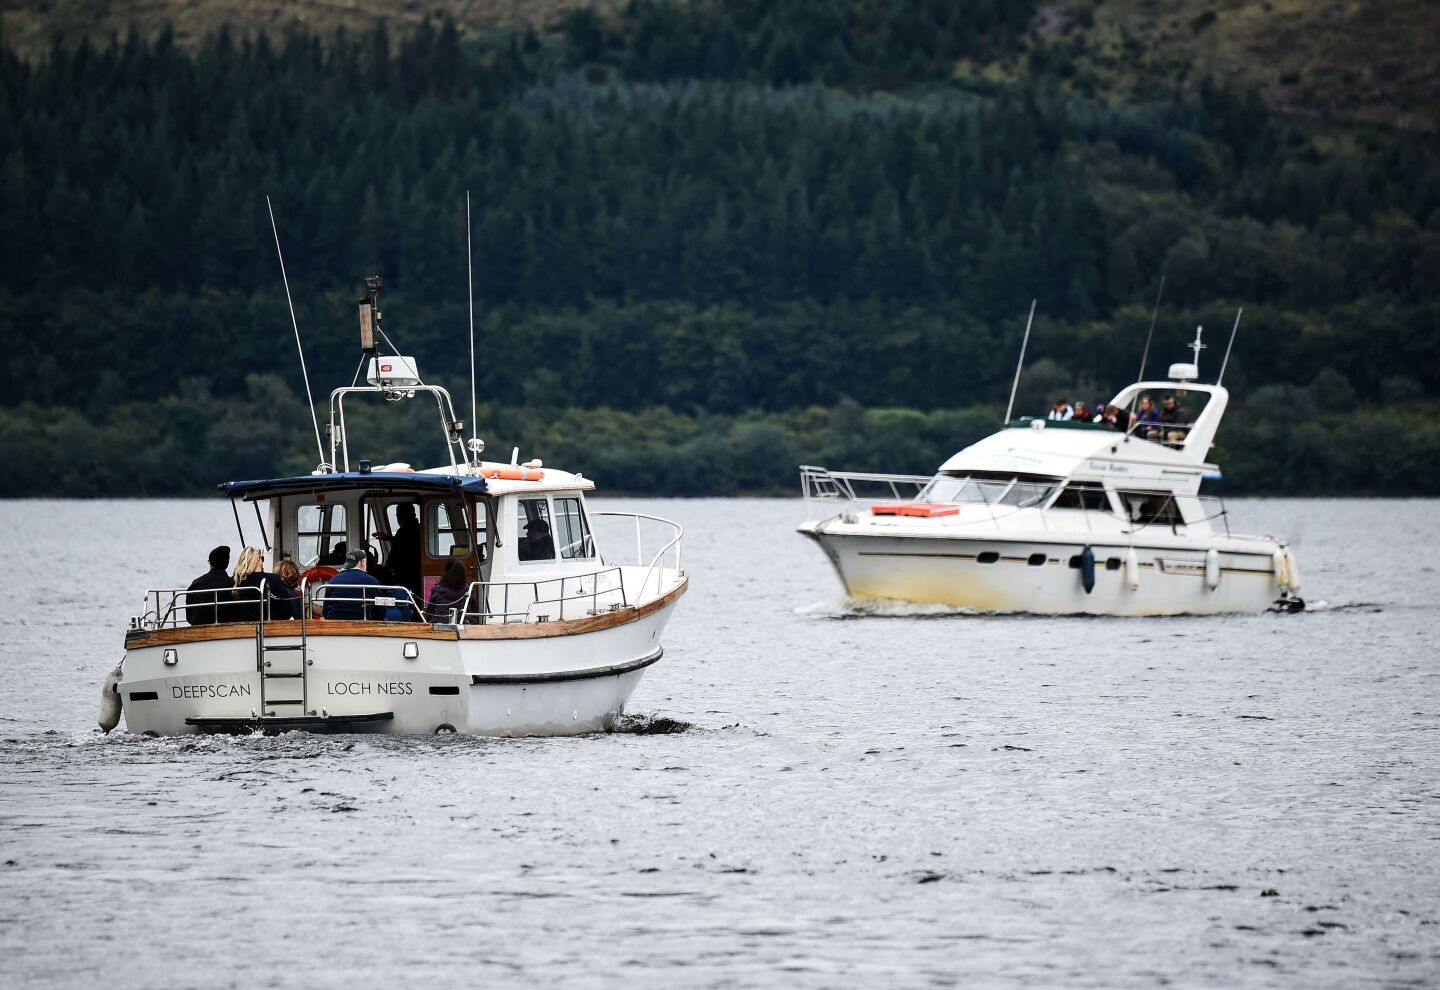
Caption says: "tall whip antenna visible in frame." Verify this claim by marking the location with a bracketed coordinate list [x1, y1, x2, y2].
[266, 195, 326, 469]
[1003, 298, 1038, 424]
[465, 191, 479, 466]
[1137, 274, 1165, 384]
[1217, 306, 1242, 385]
[1130, 275, 1166, 422]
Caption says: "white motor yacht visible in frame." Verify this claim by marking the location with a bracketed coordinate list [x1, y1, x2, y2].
[105, 279, 686, 735]
[797, 331, 1302, 616]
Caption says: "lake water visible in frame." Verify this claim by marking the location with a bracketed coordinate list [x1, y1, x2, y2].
[1, 497, 1437, 988]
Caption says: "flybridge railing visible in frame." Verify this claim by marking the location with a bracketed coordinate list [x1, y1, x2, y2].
[799, 465, 930, 520]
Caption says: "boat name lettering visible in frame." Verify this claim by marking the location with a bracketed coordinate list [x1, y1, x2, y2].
[1085, 461, 1130, 473]
[171, 683, 252, 699]
[326, 681, 414, 696]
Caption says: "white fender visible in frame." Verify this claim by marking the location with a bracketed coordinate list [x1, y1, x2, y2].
[1204, 548, 1221, 591]
[1124, 548, 1140, 591]
[1272, 548, 1289, 588]
[98, 661, 123, 733]
[1283, 548, 1301, 593]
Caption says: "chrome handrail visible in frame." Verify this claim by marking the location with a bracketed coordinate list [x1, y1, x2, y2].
[133, 585, 272, 630]
[310, 583, 426, 621]
[450, 567, 630, 626]
[799, 465, 930, 519]
[591, 511, 685, 604]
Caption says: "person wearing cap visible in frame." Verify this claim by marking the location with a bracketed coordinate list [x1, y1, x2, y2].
[322, 548, 382, 621]
[185, 545, 231, 626]
[519, 517, 555, 562]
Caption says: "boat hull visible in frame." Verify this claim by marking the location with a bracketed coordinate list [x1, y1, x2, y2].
[118, 580, 685, 737]
[799, 525, 1288, 616]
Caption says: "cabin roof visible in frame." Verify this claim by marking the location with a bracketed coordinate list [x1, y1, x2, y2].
[219, 472, 489, 501]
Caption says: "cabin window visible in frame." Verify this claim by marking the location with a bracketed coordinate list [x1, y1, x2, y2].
[1119, 491, 1183, 527]
[516, 497, 554, 562]
[296, 504, 347, 567]
[427, 501, 483, 559]
[1050, 485, 1110, 511]
[1000, 482, 1055, 508]
[553, 497, 594, 560]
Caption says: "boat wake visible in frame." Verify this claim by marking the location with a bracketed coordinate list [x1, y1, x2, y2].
[797, 596, 1370, 620]
[796, 597, 993, 620]
[614, 712, 697, 734]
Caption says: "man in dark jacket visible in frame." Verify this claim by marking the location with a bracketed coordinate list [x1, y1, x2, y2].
[323, 549, 382, 621]
[185, 546, 231, 625]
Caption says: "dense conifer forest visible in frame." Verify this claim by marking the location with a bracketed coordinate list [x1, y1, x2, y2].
[1, 1, 1437, 496]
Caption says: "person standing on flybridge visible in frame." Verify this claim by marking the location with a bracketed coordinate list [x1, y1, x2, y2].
[323, 549, 382, 621]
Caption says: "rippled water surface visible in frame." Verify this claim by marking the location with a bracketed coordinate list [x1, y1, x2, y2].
[1, 497, 1437, 988]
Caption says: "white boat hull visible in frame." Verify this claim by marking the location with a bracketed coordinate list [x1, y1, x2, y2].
[118, 582, 684, 737]
[800, 524, 1289, 616]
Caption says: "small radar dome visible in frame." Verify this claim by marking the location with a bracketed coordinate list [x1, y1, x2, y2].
[1168, 362, 1199, 381]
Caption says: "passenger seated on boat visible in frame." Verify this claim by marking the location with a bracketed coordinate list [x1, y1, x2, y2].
[1097, 404, 1125, 431]
[230, 546, 296, 623]
[425, 559, 475, 623]
[274, 559, 304, 620]
[1132, 395, 1161, 439]
[1047, 397, 1074, 421]
[185, 545, 231, 625]
[322, 549, 382, 621]
[519, 518, 555, 562]
[1072, 401, 1092, 423]
[1160, 396, 1188, 443]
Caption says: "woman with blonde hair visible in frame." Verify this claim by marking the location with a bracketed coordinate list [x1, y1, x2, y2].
[229, 547, 296, 622]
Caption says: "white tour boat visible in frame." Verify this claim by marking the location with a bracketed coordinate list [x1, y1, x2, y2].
[797, 330, 1302, 616]
[103, 279, 686, 735]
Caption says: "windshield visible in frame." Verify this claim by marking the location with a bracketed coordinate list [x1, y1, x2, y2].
[921, 472, 1057, 507]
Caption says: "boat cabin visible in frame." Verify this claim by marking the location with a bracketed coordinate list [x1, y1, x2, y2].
[220, 465, 605, 622]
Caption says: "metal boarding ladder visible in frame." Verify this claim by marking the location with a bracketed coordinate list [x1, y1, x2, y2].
[256, 604, 309, 718]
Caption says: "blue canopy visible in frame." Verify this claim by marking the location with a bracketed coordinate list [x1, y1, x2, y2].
[220, 471, 489, 501]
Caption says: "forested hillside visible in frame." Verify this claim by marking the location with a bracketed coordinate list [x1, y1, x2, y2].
[2, 1, 1438, 496]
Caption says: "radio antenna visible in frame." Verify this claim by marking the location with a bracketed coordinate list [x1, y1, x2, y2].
[1003, 298, 1038, 425]
[1129, 275, 1166, 424]
[1217, 307, 1242, 385]
[1137, 274, 1165, 384]
[465, 191, 480, 466]
[266, 195, 326, 470]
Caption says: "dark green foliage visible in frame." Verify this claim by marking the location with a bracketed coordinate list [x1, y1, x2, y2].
[0, 13, 1436, 497]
